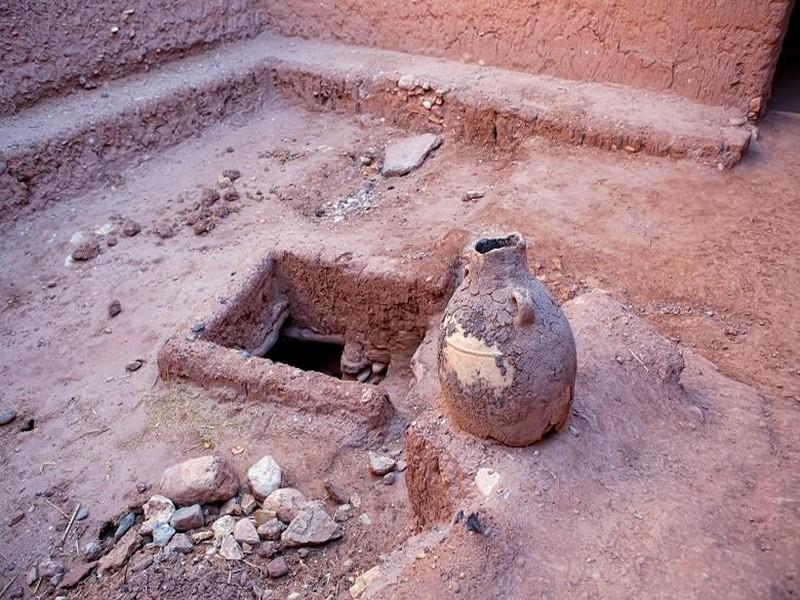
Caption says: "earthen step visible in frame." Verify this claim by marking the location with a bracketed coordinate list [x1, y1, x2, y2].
[0, 33, 752, 221]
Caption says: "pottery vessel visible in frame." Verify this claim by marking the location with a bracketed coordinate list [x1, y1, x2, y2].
[437, 233, 577, 446]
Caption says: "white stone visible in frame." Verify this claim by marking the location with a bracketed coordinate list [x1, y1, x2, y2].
[381, 134, 442, 177]
[263, 487, 306, 523]
[219, 534, 243, 560]
[350, 566, 382, 599]
[212, 515, 236, 540]
[140, 495, 175, 535]
[247, 455, 284, 501]
[475, 468, 501, 497]
[281, 502, 342, 547]
[368, 452, 396, 476]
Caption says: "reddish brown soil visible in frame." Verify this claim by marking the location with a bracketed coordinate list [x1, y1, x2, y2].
[0, 102, 798, 599]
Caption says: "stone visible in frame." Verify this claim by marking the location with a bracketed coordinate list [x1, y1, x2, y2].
[170, 504, 204, 531]
[334, 504, 352, 523]
[240, 494, 258, 515]
[0, 409, 17, 426]
[108, 299, 122, 317]
[397, 74, 415, 90]
[200, 187, 220, 207]
[106, 234, 118, 247]
[257, 518, 286, 541]
[358, 513, 372, 527]
[190, 530, 213, 544]
[212, 515, 236, 540]
[218, 534, 243, 561]
[129, 554, 153, 572]
[233, 518, 260, 546]
[350, 566, 381, 599]
[475, 468, 501, 497]
[164, 533, 193, 555]
[98, 529, 140, 576]
[26, 566, 38, 586]
[83, 541, 104, 562]
[160, 455, 240, 505]
[8, 511, 24, 526]
[121, 219, 141, 237]
[267, 557, 289, 578]
[38, 558, 64, 578]
[382, 472, 395, 485]
[71, 239, 101, 261]
[114, 512, 136, 541]
[263, 487, 305, 523]
[247, 455, 283, 501]
[125, 359, 144, 372]
[220, 497, 242, 517]
[222, 169, 241, 181]
[253, 509, 277, 527]
[152, 522, 176, 546]
[281, 501, 342, 547]
[222, 188, 240, 202]
[76, 506, 89, 521]
[323, 481, 349, 505]
[381, 134, 441, 177]
[141, 495, 175, 535]
[368, 452, 396, 476]
[58, 562, 96, 589]
[257, 541, 279, 559]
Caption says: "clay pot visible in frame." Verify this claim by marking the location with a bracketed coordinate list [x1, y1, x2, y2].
[437, 233, 577, 446]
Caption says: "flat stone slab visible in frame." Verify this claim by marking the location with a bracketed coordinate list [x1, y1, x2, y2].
[381, 134, 442, 177]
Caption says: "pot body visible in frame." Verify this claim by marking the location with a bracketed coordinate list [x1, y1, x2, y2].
[437, 234, 577, 446]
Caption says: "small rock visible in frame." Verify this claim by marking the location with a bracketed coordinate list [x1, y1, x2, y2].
[106, 234, 118, 247]
[152, 522, 176, 546]
[257, 541, 279, 559]
[121, 219, 141, 237]
[342, 558, 354, 572]
[223, 188, 240, 202]
[71, 240, 101, 261]
[164, 533, 193, 555]
[253, 508, 277, 527]
[70, 231, 90, 245]
[160, 455, 240, 505]
[368, 452, 396, 476]
[98, 529, 140, 576]
[26, 566, 39, 586]
[257, 518, 286, 541]
[212, 515, 237, 540]
[219, 534, 243, 561]
[233, 518, 260, 546]
[200, 187, 220, 207]
[83, 541, 104, 562]
[247, 456, 284, 501]
[381, 134, 441, 177]
[141, 495, 175, 535]
[350, 493, 362, 509]
[396, 460, 408, 472]
[76, 506, 90, 521]
[358, 513, 372, 527]
[217, 175, 233, 188]
[0, 409, 17, 426]
[190, 530, 213, 544]
[323, 481, 349, 504]
[281, 501, 342, 547]
[267, 556, 289, 578]
[397, 75, 415, 90]
[57, 562, 96, 589]
[240, 494, 258, 515]
[39, 558, 64, 579]
[475, 468, 501, 497]
[334, 504, 352, 523]
[154, 223, 175, 239]
[114, 512, 136, 542]
[125, 359, 144, 372]
[129, 554, 153, 573]
[220, 497, 242, 517]
[263, 487, 305, 523]
[350, 566, 381, 599]
[222, 169, 241, 181]
[382, 472, 395, 486]
[170, 504, 203, 532]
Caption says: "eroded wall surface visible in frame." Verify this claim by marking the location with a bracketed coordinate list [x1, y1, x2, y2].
[263, 0, 794, 111]
[0, 0, 265, 116]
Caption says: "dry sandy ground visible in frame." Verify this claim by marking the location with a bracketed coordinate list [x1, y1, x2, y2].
[0, 100, 798, 599]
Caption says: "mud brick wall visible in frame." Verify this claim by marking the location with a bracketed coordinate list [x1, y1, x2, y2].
[263, 0, 794, 112]
[0, 0, 265, 116]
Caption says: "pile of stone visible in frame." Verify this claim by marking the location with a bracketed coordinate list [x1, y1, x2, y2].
[82, 454, 345, 584]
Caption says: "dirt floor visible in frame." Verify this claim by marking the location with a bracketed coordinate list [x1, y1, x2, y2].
[0, 99, 798, 599]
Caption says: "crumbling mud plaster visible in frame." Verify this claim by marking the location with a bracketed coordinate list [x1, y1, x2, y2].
[263, 0, 795, 111]
[0, 0, 265, 116]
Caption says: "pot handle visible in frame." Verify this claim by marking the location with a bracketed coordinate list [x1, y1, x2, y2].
[510, 288, 535, 326]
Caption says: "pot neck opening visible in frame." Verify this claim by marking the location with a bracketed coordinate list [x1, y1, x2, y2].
[468, 234, 528, 277]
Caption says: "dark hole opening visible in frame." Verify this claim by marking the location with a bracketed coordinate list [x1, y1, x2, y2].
[474, 235, 519, 254]
[266, 336, 345, 378]
[770, 5, 800, 114]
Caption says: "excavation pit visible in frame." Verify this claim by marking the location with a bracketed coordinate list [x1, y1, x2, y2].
[157, 245, 462, 429]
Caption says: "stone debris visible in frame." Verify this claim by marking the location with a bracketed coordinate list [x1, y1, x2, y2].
[114, 512, 136, 541]
[164, 533, 194, 555]
[141, 495, 175, 535]
[83, 541, 103, 562]
[190, 530, 214, 544]
[368, 452, 396, 476]
[358, 513, 372, 527]
[152, 521, 176, 546]
[240, 493, 258, 515]
[222, 169, 241, 181]
[381, 134, 442, 177]
[169, 504, 204, 531]
[125, 359, 144, 372]
[38, 558, 64, 579]
[267, 556, 289, 578]
[324, 481, 350, 504]
[382, 472, 395, 485]
[160, 455, 240, 505]
[218, 534, 243, 561]
[212, 515, 237, 540]
[257, 518, 286, 541]
[0, 409, 17, 426]
[475, 468, 501, 497]
[334, 504, 352, 523]
[26, 566, 38, 586]
[76, 506, 89, 521]
[58, 562, 96, 589]
[350, 565, 382, 599]
[257, 541, 279, 559]
[233, 518, 260, 546]
[247, 455, 284, 501]
[98, 529, 140, 576]
[121, 219, 141, 237]
[71, 239, 101, 261]
[281, 501, 342, 547]
[263, 487, 306, 523]
[253, 508, 277, 526]
[220, 497, 243, 517]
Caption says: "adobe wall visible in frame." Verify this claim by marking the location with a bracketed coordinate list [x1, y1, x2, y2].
[262, 0, 795, 112]
[0, 0, 265, 116]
